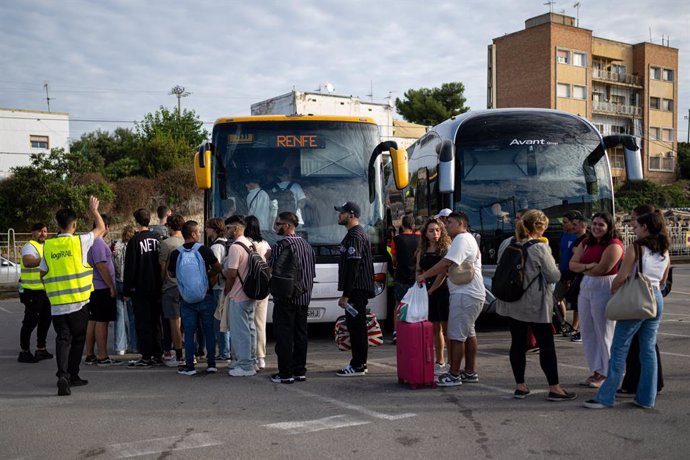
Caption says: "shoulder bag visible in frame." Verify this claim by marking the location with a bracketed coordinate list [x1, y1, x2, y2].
[447, 247, 477, 285]
[605, 244, 657, 321]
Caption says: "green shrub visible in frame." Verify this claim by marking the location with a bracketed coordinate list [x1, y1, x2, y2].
[615, 180, 690, 212]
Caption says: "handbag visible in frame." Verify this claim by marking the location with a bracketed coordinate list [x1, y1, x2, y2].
[334, 313, 384, 351]
[447, 248, 477, 285]
[605, 244, 657, 321]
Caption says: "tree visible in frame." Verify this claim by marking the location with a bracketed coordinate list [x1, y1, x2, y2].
[135, 106, 208, 147]
[395, 82, 470, 126]
[677, 142, 690, 179]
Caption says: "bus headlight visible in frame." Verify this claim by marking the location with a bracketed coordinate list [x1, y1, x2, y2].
[373, 273, 386, 296]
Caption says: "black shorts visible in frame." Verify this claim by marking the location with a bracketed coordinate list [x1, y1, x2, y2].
[86, 288, 117, 322]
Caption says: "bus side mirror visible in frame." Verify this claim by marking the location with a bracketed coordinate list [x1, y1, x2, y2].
[369, 141, 409, 201]
[436, 139, 455, 193]
[195, 143, 212, 189]
[603, 135, 643, 182]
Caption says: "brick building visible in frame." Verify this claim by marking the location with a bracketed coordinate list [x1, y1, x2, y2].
[488, 13, 679, 183]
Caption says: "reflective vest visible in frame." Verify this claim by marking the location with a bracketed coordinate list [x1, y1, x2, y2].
[20, 240, 44, 291]
[42, 235, 93, 307]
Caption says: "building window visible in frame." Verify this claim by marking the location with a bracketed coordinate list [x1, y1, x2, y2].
[611, 63, 626, 74]
[30, 135, 49, 149]
[573, 52, 586, 67]
[650, 97, 660, 110]
[662, 69, 674, 81]
[662, 99, 673, 112]
[556, 49, 570, 64]
[649, 66, 661, 80]
[557, 83, 570, 98]
[650, 127, 661, 140]
[649, 152, 675, 172]
[663, 128, 674, 142]
[573, 85, 586, 100]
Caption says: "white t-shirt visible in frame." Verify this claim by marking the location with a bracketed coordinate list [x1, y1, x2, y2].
[444, 232, 486, 301]
[246, 188, 272, 232]
[40, 232, 95, 315]
[21, 242, 40, 258]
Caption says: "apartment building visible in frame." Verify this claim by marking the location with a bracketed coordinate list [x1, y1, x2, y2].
[487, 13, 679, 183]
[0, 108, 70, 178]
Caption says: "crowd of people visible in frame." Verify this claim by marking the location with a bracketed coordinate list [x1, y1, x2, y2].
[16, 197, 671, 409]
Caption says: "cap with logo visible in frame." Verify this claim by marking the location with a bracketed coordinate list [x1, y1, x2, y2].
[334, 201, 361, 218]
[434, 208, 452, 219]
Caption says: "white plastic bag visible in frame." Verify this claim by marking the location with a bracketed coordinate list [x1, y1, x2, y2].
[396, 283, 429, 323]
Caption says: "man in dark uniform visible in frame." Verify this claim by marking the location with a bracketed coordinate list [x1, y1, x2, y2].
[334, 201, 374, 376]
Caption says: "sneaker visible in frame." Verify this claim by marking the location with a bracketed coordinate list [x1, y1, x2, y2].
[434, 362, 449, 376]
[177, 368, 197, 376]
[163, 356, 179, 368]
[632, 399, 653, 409]
[257, 358, 266, 369]
[526, 347, 540, 353]
[570, 332, 582, 342]
[229, 367, 256, 377]
[69, 376, 88, 387]
[17, 351, 39, 363]
[151, 356, 165, 366]
[580, 374, 598, 386]
[437, 372, 462, 387]
[583, 399, 607, 409]
[294, 375, 307, 382]
[616, 388, 635, 398]
[34, 349, 53, 360]
[391, 331, 397, 345]
[84, 355, 97, 365]
[127, 359, 153, 368]
[336, 364, 367, 377]
[116, 350, 126, 356]
[270, 373, 295, 384]
[547, 390, 577, 401]
[96, 357, 123, 366]
[57, 377, 71, 396]
[460, 371, 479, 383]
[588, 376, 606, 389]
[514, 388, 531, 399]
[206, 366, 218, 374]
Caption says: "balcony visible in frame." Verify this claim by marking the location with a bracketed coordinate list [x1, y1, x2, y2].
[592, 69, 642, 87]
[592, 100, 641, 117]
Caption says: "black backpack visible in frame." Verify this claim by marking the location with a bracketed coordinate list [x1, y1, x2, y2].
[492, 239, 542, 302]
[271, 182, 297, 213]
[233, 241, 270, 300]
[269, 239, 304, 300]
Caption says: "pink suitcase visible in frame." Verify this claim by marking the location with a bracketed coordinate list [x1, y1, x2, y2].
[396, 320, 436, 389]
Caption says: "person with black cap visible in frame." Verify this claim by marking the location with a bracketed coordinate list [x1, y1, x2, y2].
[334, 201, 375, 376]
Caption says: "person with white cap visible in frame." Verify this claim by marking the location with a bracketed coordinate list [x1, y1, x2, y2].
[434, 209, 452, 226]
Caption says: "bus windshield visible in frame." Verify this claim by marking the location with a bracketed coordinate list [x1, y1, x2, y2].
[211, 120, 383, 250]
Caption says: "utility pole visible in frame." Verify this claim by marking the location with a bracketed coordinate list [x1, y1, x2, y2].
[573, 2, 580, 27]
[169, 85, 191, 114]
[685, 108, 689, 143]
[43, 81, 52, 112]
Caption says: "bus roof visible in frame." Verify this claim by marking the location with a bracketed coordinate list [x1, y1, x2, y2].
[214, 115, 378, 126]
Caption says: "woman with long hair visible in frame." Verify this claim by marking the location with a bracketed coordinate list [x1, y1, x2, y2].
[569, 212, 624, 388]
[415, 218, 452, 374]
[584, 210, 670, 409]
[495, 210, 575, 401]
[244, 215, 271, 370]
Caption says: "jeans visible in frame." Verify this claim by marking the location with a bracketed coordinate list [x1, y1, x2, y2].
[228, 298, 256, 371]
[213, 289, 230, 359]
[594, 287, 664, 408]
[273, 300, 308, 378]
[19, 289, 52, 350]
[52, 306, 89, 380]
[113, 281, 128, 353]
[180, 294, 216, 370]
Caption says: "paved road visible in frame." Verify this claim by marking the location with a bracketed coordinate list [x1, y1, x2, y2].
[1, 268, 689, 459]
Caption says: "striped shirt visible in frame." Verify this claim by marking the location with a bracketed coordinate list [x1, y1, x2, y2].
[268, 234, 316, 306]
[338, 225, 375, 297]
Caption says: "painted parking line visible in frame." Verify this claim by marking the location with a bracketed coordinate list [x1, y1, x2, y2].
[658, 332, 690, 338]
[108, 432, 223, 458]
[286, 385, 416, 421]
[263, 414, 370, 434]
[0, 306, 13, 313]
[660, 351, 690, 358]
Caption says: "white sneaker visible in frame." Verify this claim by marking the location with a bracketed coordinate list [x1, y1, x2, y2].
[206, 367, 218, 374]
[434, 362, 449, 375]
[257, 358, 266, 369]
[163, 356, 178, 368]
[229, 367, 256, 377]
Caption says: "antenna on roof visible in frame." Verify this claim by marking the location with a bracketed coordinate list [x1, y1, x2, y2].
[43, 81, 52, 112]
[573, 2, 580, 27]
[544, 1, 555, 13]
[365, 80, 373, 102]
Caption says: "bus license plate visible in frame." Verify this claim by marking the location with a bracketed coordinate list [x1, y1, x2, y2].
[307, 308, 323, 320]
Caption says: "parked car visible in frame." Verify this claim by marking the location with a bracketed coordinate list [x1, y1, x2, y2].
[0, 256, 20, 285]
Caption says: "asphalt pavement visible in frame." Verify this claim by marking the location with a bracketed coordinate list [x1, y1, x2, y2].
[1, 268, 690, 459]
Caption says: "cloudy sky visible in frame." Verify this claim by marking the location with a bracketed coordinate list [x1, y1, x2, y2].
[1, 0, 688, 141]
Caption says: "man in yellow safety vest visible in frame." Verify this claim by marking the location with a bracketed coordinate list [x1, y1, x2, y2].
[40, 196, 106, 396]
[18, 222, 52, 363]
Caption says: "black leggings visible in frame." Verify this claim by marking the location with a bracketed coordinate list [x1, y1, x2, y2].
[509, 319, 559, 386]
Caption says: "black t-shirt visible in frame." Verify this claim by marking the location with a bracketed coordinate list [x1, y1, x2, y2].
[167, 243, 218, 277]
[393, 233, 419, 284]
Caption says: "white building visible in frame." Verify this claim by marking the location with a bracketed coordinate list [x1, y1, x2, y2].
[0, 108, 70, 178]
[250, 91, 425, 150]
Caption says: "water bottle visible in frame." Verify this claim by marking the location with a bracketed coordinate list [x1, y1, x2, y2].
[345, 303, 358, 317]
